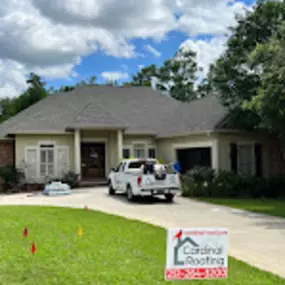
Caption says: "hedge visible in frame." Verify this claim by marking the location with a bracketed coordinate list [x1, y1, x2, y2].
[181, 166, 285, 199]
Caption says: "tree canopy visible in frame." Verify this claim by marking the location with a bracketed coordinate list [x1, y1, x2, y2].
[208, 0, 285, 131]
[130, 48, 201, 102]
[0, 73, 48, 122]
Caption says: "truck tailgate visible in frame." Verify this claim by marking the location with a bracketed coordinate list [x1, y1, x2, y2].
[141, 174, 180, 189]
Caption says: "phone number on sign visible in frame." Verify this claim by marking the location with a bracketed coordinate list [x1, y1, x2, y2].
[165, 268, 227, 280]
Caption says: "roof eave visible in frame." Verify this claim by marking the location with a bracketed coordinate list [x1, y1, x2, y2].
[157, 130, 213, 139]
[8, 130, 74, 135]
[65, 126, 128, 132]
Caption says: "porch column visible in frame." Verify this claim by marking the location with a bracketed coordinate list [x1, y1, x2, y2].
[211, 138, 219, 170]
[117, 129, 123, 163]
[74, 129, 81, 177]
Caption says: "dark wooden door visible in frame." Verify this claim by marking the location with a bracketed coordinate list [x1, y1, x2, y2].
[81, 143, 105, 179]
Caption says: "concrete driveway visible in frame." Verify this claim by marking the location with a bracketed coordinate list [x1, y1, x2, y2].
[0, 187, 284, 278]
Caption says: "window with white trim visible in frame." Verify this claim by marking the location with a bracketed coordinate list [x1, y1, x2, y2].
[237, 144, 254, 175]
[122, 147, 131, 159]
[39, 144, 55, 177]
[148, 147, 156, 158]
[133, 143, 146, 158]
[25, 147, 38, 180]
[57, 146, 69, 177]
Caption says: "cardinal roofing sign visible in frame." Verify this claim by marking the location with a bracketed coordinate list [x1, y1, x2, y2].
[165, 228, 228, 281]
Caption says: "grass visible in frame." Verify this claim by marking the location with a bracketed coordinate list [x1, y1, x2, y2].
[198, 198, 285, 218]
[0, 206, 284, 285]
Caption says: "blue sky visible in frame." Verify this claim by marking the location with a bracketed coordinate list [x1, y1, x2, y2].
[49, 30, 187, 89]
[0, 0, 255, 97]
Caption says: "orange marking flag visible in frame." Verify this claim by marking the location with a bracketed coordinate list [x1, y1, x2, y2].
[31, 242, 37, 254]
[24, 227, 28, 238]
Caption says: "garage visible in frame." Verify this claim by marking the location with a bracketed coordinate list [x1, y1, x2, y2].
[176, 147, 212, 174]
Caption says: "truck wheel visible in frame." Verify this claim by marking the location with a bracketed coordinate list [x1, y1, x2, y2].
[127, 186, 135, 202]
[165, 194, 174, 203]
[108, 182, 115, 195]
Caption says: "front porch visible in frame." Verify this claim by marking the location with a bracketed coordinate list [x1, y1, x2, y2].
[74, 129, 123, 182]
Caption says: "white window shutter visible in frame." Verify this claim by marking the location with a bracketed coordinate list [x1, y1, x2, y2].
[25, 147, 38, 181]
[56, 146, 69, 177]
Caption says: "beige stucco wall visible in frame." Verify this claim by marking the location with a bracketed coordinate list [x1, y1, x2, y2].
[157, 134, 217, 165]
[123, 135, 156, 147]
[16, 130, 281, 180]
[15, 132, 159, 181]
[15, 133, 75, 172]
[80, 132, 157, 171]
[217, 132, 279, 177]
[157, 132, 281, 177]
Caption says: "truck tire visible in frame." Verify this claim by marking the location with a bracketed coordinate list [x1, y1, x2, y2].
[165, 193, 174, 203]
[108, 181, 115, 195]
[127, 185, 136, 202]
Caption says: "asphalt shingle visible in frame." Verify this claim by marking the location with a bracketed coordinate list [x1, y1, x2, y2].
[0, 86, 228, 138]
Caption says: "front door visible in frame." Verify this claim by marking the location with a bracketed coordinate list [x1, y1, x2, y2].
[81, 142, 105, 180]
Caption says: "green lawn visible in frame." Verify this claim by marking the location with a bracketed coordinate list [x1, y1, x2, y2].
[198, 198, 285, 218]
[0, 206, 284, 285]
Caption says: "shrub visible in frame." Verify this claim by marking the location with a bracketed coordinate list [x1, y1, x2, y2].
[264, 175, 285, 198]
[61, 171, 79, 188]
[181, 167, 215, 197]
[181, 166, 285, 199]
[0, 165, 25, 193]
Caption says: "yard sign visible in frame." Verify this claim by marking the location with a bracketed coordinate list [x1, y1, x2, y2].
[165, 228, 228, 281]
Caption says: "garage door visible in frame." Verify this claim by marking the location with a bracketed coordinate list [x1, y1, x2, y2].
[176, 147, 212, 174]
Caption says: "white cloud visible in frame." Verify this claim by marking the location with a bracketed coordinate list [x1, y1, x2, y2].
[180, 36, 228, 79]
[177, 0, 248, 36]
[32, 0, 177, 40]
[138, 65, 145, 70]
[144, 44, 162, 58]
[101, 71, 129, 82]
[0, 0, 251, 97]
[0, 60, 28, 98]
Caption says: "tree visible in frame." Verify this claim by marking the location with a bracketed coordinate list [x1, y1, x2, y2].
[156, 49, 199, 102]
[244, 23, 285, 135]
[0, 73, 48, 122]
[54, 75, 98, 94]
[131, 65, 157, 87]
[131, 49, 200, 102]
[209, 0, 285, 128]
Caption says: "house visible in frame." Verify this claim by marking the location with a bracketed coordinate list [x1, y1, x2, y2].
[0, 85, 283, 185]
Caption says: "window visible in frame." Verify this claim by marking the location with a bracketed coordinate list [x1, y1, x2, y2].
[148, 147, 156, 158]
[133, 143, 146, 158]
[39, 144, 55, 177]
[57, 146, 69, 177]
[25, 147, 37, 180]
[237, 144, 254, 175]
[122, 148, 131, 159]
[128, 160, 147, 169]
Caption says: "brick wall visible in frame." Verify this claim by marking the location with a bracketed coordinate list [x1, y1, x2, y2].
[0, 140, 14, 166]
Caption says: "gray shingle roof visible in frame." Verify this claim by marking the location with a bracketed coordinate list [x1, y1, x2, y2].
[0, 86, 228, 138]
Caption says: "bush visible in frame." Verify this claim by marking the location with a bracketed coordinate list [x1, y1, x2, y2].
[181, 166, 215, 197]
[264, 175, 285, 198]
[181, 166, 285, 199]
[0, 165, 25, 193]
[61, 171, 79, 189]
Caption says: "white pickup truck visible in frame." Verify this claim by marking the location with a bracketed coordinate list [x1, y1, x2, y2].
[108, 158, 180, 202]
